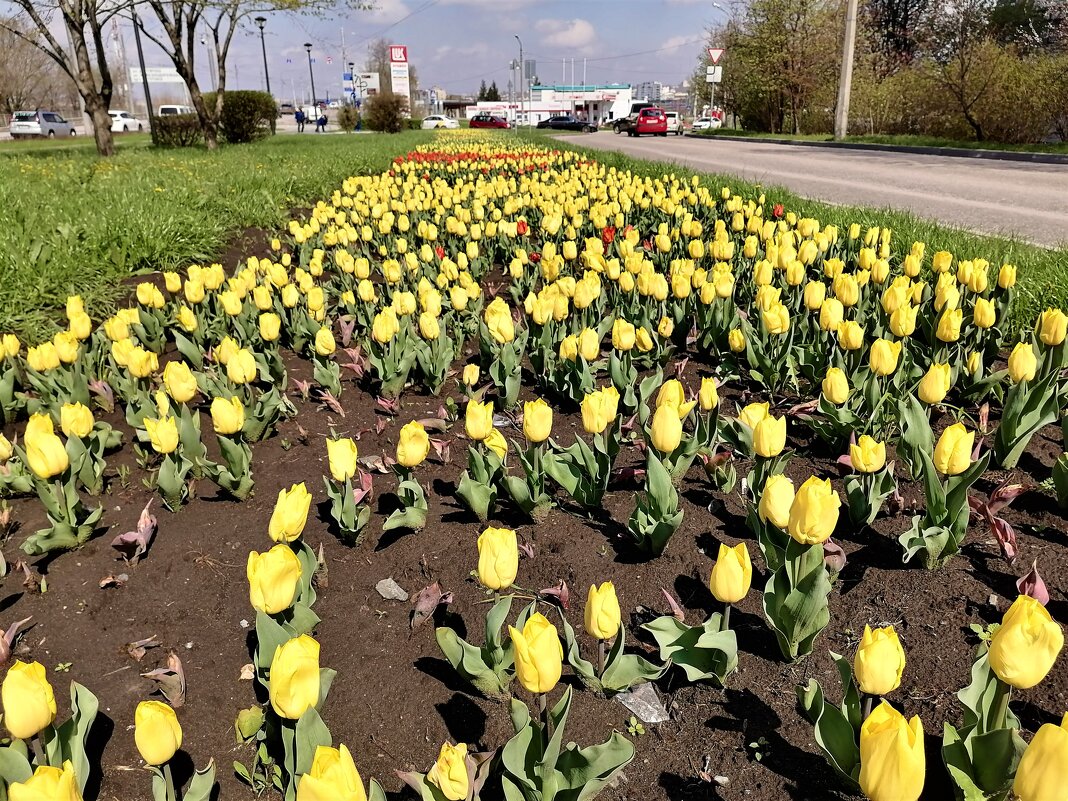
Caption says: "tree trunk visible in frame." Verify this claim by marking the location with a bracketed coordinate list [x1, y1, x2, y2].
[186, 80, 218, 150]
[85, 95, 115, 156]
[67, 20, 114, 157]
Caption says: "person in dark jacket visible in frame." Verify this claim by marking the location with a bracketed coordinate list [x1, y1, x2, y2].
[295, 109, 305, 132]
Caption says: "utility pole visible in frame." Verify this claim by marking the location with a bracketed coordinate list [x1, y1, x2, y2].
[834, 0, 859, 140]
[514, 35, 523, 131]
[131, 10, 156, 144]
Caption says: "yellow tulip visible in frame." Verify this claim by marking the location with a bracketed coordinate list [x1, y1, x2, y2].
[162, 361, 198, 404]
[580, 387, 620, 435]
[788, 476, 841, 545]
[2, 660, 57, 739]
[163, 272, 182, 293]
[1037, 308, 1068, 346]
[268, 483, 312, 542]
[484, 297, 515, 344]
[585, 582, 621, 640]
[68, 312, 92, 341]
[477, 527, 518, 591]
[26, 343, 60, 372]
[932, 251, 953, 272]
[227, 349, 258, 385]
[972, 298, 996, 329]
[577, 328, 600, 361]
[737, 401, 769, 431]
[134, 700, 182, 766]
[967, 351, 982, 375]
[822, 368, 850, 405]
[869, 339, 901, 376]
[838, 321, 865, 351]
[998, 263, 1016, 289]
[372, 308, 399, 344]
[0, 434, 11, 463]
[144, 416, 179, 455]
[1008, 342, 1037, 383]
[1013, 715, 1068, 801]
[761, 303, 791, 335]
[127, 347, 159, 378]
[917, 364, 951, 405]
[327, 438, 358, 482]
[220, 290, 243, 316]
[314, 327, 336, 356]
[59, 403, 94, 438]
[51, 333, 78, 363]
[658, 316, 675, 338]
[176, 306, 198, 333]
[184, 279, 206, 304]
[461, 364, 480, 387]
[759, 474, 795, 530]
[427, 742, 469, 801]
[297, 744, 367, 801]
[728, 328, 746, 353]
[988, 595, 1064, 690]
[24, 414, 69, 479]
[211, 396, 245, 436]
[1, 334, 19, 358]
[858, 701, 925, 801]
[820, 299, 845, 332]
[418, 312, 440, 340]
[485, 428, 507, 461]
[397, 421, 430, 467]
[850, 436, 887, 473]
[247, 544, 302, 614]
[933, 422, 974, 476]
[269, 635, 321, 719]
[854, 625, 906, 696]
[753, 414, 786, 458]
[612, 319, 636, 351]
[8, 761, 81, 801]
[510, 613, 563, 694]
[699, 377, 718, 411]
[889, 304, 918, 338]
[709, 542, 752, 604]
[523, 399, 552, 443]
[635, 326, 655, 352]
[804, 281, 827, 310]
[465, 400, 494, 442]
[936, 308, 963, 342]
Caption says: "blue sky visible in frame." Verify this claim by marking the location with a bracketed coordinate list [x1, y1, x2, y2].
[129, 0, 729, 103]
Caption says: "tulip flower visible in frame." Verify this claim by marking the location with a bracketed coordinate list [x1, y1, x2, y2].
[973, 298, 996, 329]
[8, 761, 81, 801]
[509, 613, 563, 695]
[869, 339, 901, 376]
[2, 660, 57, 739]
[699, 377, 718, 411]
[858, 702, 925, 801]
[580, 387, 620, 435]
[523, 399, 552, 443]
[144, 416, 179, 455]
[936, 308, 963, 342]
[585, 581, 621, 640]
[1008, 342, 1037, 383]
[259, 313, 281, 342]
[838, 321, 865, 351]
[461, 364, 480, 387]
[737, 401, 769, 431]
[227, 348, 258, 385]
[998, 263, 1016, 289]
[709, 542, 752, 609]
[397, 421, 430, 468]
[578, 328, 600, 361]
[612, 319, 636, 351]
[134, 700, 182, 766]
[59, 403, 94, 439]
[933, 423, 974, 476]
[1013, 714, 1068, 801]
[788, 477, 841, 545]
[753, 414, 786, 458]
[650, 404, 683, 454]
[477, 527, 518, 591]
[210, 396, 245, 436]
[1037, 308, 1068, 347]
[854, 625, 906, 697]
[314, 327, 336, 356]
[25, 414, 69, 479]
[988, 595, 1064, 690]
[483, 297, 515, 344]
[465, 400, 494, 442]
[297, 744, 367, 801]
[269, 635, 321, 719]
[728, 329, 746, 353]
[427, 742, 469, 801]
[247, 544, 302, 614]
[0, 434, 11, 463]
[822, 368, 850, 405]
[759, 473, 795, 530]
[917, 364, 951, 405]
[372, 309, 399, 343]
[268, 483, 312, 543]
[485, 428, 508, 461]
[889, 304, 918, 338]
[851, 436, 887, 473]
[162, 361, 198, 404]
[327, 438, 358, 482]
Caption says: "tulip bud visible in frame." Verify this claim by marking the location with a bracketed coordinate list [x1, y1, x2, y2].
[580, 387, 620, 435]
[227, 348, 258, 385]
[25, 343, 59, 373]
[585, 582, 621, 640]
[699, 377, 718, 411]
[759, 474, 795, 530]
[917, 364, 951, 405]
[988, 595, 1064, 689]
[477, 527, 518, 591]
[737, 401, 769, 431]
[998, 264, 1017, 289]
[483, 297, 515, 344]
[397, 420, 430, 467]
[933, 422, 974, 476]
[753, 414, 786, 458]
[144, 416, 179, 455]
[7, 761, 80, 801]
[163, 361, 198, 404]
[858, 701, 925, 801]
[854, 625, 906, 696]
[1, 660, 56, 739]
[578, 328, 600, 361]
[838, 321, 865, 351]
[1013, 715, 1068, 801]
[936, 308, 963, 343]
[327, 438, 358, 482]
[247, 544, 302, 614]
[297, 744, 367, 801]
[869, 338, 901, 376]
[728, 329, 746, 353]
[1008, 342, 1037, 384]
[523, 399, 552, 443]
[24, 414, 69, 479]
[709, 542, 752, 604]
[612, 319, 636, 351]
[461, 364, 480, 387]
[1037, 308, 1068, 346]
[788, 477, 841, 545]
[850, 436, 887, 473]
[269, 635, 321, 719]
[822, 368, 850, 405]
[973, 298, 996, 329]
[889, 304, 918, 338]
[211, 396, 245, 436]
[268, 483, 312, 542]
[314, 327, 336, 356]
[465, 400, 494, 442]
[60, 403, 94, 439]
[134, 700, 182, 766]
[509, 613, 563, 694]
[820, 299, 845, 332]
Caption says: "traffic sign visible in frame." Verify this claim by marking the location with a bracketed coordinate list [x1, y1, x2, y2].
[705, 66, 723, 83]
[707, 48, 725, 64]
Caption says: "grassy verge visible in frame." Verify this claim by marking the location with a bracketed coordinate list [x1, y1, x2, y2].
[0, 131, 430, 341]
[0, 132, 154, 156]
[695, 128, 1068, 155]
[537, 132, 1068, 328]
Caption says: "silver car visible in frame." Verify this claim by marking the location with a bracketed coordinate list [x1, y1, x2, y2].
[9, 110, 77, 139]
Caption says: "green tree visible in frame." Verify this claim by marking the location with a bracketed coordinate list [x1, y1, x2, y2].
[486, 80, 501, 101]
[477, 79, 488, 100]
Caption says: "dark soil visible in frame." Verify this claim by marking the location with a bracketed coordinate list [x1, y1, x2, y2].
[3, 242, 1066, 801]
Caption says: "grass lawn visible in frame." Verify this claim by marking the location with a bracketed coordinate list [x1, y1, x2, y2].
[539, 132, 1068, 329]
[0, 131, 430, 341]
[696, 128, 1068, 156]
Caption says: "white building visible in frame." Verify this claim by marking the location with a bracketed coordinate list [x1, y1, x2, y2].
[464, 83, 634, 127]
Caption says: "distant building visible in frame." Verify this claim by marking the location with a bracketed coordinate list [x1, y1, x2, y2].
[633, 81, 663, 102]
[465, 83, 634, 126]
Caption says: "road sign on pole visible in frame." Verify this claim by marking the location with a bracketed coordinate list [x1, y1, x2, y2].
[705, 66, 722, 83]
[707, 48, 725, 64]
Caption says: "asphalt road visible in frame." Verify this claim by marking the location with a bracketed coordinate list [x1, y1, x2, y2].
[563, 132, 1068, 248]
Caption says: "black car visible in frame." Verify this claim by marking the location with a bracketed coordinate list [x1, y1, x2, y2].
[535, 115, 596, 133]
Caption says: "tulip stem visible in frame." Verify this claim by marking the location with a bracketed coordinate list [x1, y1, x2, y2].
[992, 680, 1012, 730]
[597, 639, 606, 675]
[29, 734, 45, 767]
[163, 762, 177, 801]
[722, 603, 732, 631]
[538, 693, 551, 738]
[861, 694, 873, 722]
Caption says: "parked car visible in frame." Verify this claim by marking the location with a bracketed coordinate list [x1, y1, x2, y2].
[279, 103, 296, 116]
[108, 110, 145, 133]
[692, 116, 723, 131]
[665, 111, 684, 136]
[158, 104, 194, 116]
[9, 110, 76, 139]
[618, 106, 668, 137]
[535, 115, 596, 132]
[421, 115, 459, 130]
[611, 102, 657, 133]
[469, 114, 510, 129]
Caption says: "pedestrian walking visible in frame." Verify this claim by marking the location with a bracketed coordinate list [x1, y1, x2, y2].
[316, 113, 327, 133]
[295, 109, 305, 133]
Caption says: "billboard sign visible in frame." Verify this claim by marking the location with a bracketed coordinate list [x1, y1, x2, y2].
[389, 44, 411, 107]
[130, 66, 184, 84]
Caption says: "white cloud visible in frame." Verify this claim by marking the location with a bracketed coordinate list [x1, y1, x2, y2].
[535, 18, 597, 50]
[366, 0, 412, 24]
[661, 35, 703, 53]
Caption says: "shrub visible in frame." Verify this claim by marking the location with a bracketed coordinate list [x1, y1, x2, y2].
[363, 93, 409, 133]
[153, 114, 202, 148]
[337, 105, 360, 131]
[217, 90, 277, 144]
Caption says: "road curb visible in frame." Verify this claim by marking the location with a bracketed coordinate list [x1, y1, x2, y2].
[683, 133, 1068, 165]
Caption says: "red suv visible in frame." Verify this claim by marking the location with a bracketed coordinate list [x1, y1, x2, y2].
[624, 107, 668, 137]
[469, 114, 510, 129]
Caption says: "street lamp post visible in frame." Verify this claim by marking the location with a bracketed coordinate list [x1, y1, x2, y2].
[254, 17, 271, 96]
[514, 34, 523, 132]
[834, 0, 859, 139]
[304, 42, 317, 109]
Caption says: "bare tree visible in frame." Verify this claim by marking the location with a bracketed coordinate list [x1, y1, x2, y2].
[0, 16, 79, 117]
[0, 0, 126, 155]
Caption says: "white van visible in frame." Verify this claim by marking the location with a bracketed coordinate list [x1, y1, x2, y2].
[157, 104, 194, 116]
[665, 112, 684, 135]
